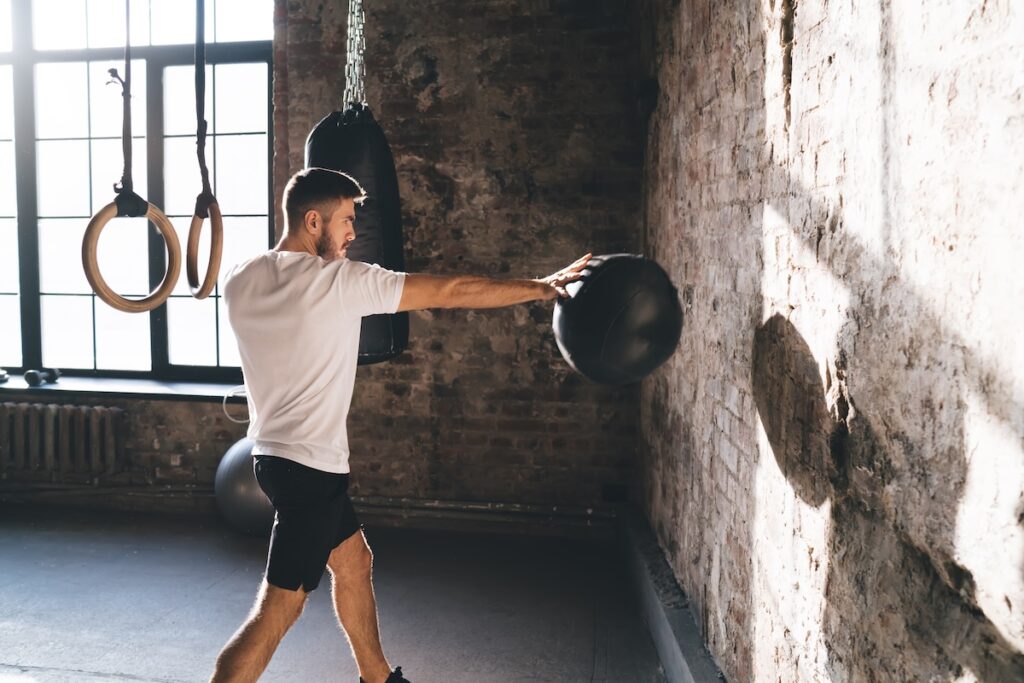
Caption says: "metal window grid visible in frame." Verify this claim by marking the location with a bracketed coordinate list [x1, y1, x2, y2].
[2, 0, 273, 383]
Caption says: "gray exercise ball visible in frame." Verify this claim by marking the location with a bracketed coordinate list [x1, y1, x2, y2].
[214, 438, 274, 536]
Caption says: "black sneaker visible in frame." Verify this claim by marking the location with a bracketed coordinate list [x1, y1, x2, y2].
[359, 667, 411, 683]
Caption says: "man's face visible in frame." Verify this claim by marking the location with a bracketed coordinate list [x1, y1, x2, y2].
[315, 198, 357, 261]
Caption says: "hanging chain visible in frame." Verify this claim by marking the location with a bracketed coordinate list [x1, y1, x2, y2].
[343, 0, 366, 105]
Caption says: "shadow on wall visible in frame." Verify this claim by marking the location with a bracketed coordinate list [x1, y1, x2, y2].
[639, 0, 1023, 679]
[752, 314, 1024, 680]
[749, 0, 1024, 676]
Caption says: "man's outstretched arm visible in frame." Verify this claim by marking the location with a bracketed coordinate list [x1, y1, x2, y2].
[396, 254, 591, 312]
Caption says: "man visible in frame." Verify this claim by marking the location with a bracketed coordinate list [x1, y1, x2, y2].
[213, 167, 590, 683]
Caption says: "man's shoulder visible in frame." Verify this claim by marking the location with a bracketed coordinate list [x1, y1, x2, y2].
[223, 251, 274, 294]
[228, 250, 273, 273]
[335, 259, 397, 277]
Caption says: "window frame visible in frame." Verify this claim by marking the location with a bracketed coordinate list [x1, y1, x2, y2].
[3, 0, 273, 383]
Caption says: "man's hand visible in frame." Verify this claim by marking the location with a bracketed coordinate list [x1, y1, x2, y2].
[534, 253, 592, 300]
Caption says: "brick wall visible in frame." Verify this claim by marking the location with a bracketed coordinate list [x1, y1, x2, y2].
[271, 0, 645, 506]
[638, 0, 1024, 680]
[0, 392, 247, 514]
[6, 1, 644, 514]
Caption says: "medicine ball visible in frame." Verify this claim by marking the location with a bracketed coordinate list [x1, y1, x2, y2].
[214, 438, 274, 536]
[553, 254, 683, 385]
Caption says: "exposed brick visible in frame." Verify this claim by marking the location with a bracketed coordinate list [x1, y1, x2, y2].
[638, 0, 1024, 680]
[267, 0, 643, 509]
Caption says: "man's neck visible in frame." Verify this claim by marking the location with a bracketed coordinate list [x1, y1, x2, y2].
[274, 232, 316, 256]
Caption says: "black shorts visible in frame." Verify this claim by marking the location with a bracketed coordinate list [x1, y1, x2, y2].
[253, 454, 362, 592]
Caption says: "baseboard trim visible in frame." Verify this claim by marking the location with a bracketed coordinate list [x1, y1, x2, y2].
[354, 495, 618, 538]
[0, 485, 618, 538]
[617, 506, 723, 683]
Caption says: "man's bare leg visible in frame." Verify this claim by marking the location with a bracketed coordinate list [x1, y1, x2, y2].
[210, 580, 308, 683]
[328, 530, 393, 683]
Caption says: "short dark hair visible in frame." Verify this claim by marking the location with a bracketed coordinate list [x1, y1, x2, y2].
[283, 167, 367, 229]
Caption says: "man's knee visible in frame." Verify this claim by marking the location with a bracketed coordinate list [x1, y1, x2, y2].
[256, 581, 308, 623]
[327, 530, 373, 580]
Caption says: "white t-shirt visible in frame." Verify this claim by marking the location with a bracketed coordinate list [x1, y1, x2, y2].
[223, 250, 406, 473]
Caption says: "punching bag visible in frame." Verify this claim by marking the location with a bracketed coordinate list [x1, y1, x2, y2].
[305, 103, 409, 365]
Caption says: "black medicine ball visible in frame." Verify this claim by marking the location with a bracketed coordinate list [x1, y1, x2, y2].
[553, 254, 683, 385]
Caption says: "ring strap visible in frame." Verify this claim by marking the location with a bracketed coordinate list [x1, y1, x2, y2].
[110, 0, 139, 206]
[187, 0, 222, 300]
[194, 0, 214, 215]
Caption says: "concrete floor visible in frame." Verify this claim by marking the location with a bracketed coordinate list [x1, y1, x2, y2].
[0, 505, 666, 683]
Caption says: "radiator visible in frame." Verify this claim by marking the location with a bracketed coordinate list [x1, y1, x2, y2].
[0, 402, 124, 478]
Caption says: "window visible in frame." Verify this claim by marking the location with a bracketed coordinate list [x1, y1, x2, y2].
[0, 61, 19, 368]
[1, 0, 273, 382]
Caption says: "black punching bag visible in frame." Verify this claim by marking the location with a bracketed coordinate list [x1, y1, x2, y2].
[553, 254, 683, 385]
[305, 103, 408, 365]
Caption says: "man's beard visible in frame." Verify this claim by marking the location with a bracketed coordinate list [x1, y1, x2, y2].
[316, 231, 337, 260]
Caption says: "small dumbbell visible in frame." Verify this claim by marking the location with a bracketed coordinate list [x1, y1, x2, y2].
[25, 368, 61, 386]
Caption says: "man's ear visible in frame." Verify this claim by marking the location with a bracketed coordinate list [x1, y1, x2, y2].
[304, 209, 320, 234]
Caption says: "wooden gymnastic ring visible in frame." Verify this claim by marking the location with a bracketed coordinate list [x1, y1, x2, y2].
[82, 202, 182, 313]
[186, 201, 224, 299]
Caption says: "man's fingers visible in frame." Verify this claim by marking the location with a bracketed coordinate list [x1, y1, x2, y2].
[560, 260, 589, 277]
[560, 254, 590, 273]
[553, 272, 583, 287]
[544, 254, 592, 290]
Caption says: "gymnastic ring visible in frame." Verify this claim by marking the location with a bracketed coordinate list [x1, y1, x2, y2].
[186, 201, 224, 300]
[82, 202, 182, 314]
